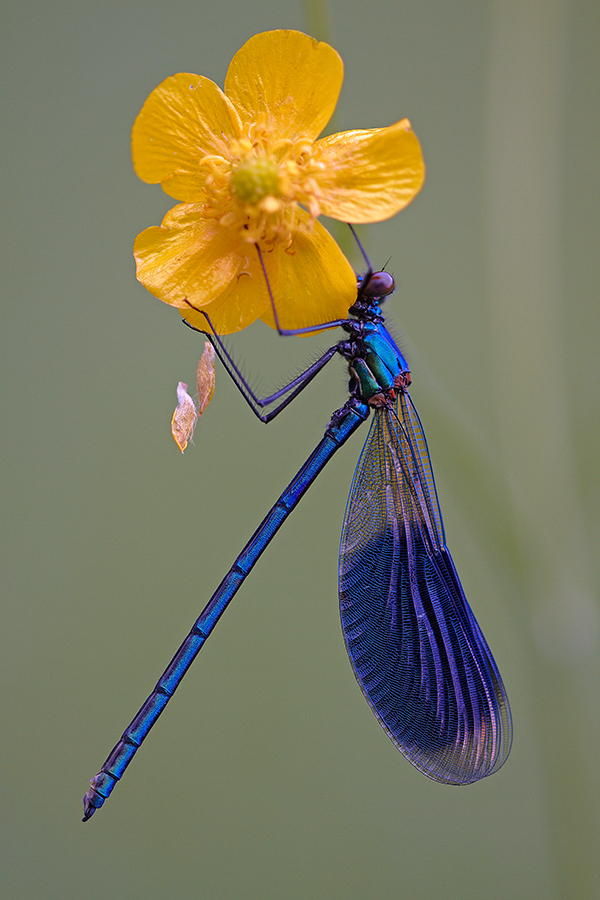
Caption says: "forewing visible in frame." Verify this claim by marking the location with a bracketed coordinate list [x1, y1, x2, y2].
[339, 393, 512, 783]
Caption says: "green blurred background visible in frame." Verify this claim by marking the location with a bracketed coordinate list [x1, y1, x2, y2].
[2, 0, 598, 897]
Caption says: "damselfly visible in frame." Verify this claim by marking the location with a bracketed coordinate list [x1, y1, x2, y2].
[82, 236, 512, 820]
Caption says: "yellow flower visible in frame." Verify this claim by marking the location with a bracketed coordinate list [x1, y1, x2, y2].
[132, 30, 425, 334]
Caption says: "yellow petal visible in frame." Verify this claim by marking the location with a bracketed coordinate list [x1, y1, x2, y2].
[182, 245, 276, 335]
[132, 73, 242, 201]
[224, 30, 343, 141]
[171, 381, 198, 452]
[196, 342, 216, 414]
[314, 119, 425, 222]
[259, 211, 356, 331]
[134, 204, 240, 310]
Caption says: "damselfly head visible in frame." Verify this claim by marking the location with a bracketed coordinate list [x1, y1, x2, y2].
[360, 271, 395, 300]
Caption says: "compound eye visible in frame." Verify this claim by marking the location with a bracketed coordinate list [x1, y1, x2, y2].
[361, 271, 395, 298]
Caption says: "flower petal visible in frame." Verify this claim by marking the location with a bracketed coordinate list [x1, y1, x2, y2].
[134, 204, 240, 310]
[259, 210, 356, 331]
[314, 119, 425, 222]
[131, 74, 242, 201]
[182, 248, 275, 335]
[185, 260, 270, 334]
[224, 30, 343, 141]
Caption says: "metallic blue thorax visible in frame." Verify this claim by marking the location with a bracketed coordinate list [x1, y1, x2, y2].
[341, 313, 411, 405]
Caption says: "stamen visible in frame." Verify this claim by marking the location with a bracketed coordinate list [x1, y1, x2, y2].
[195, 124, 323, 249]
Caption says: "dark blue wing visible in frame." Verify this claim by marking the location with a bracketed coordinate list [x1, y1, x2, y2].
[339, 392, 512, 783]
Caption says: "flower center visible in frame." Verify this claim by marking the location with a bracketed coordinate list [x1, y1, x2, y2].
[230, 156, 281, 206]
[200, 125, 323, 249]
